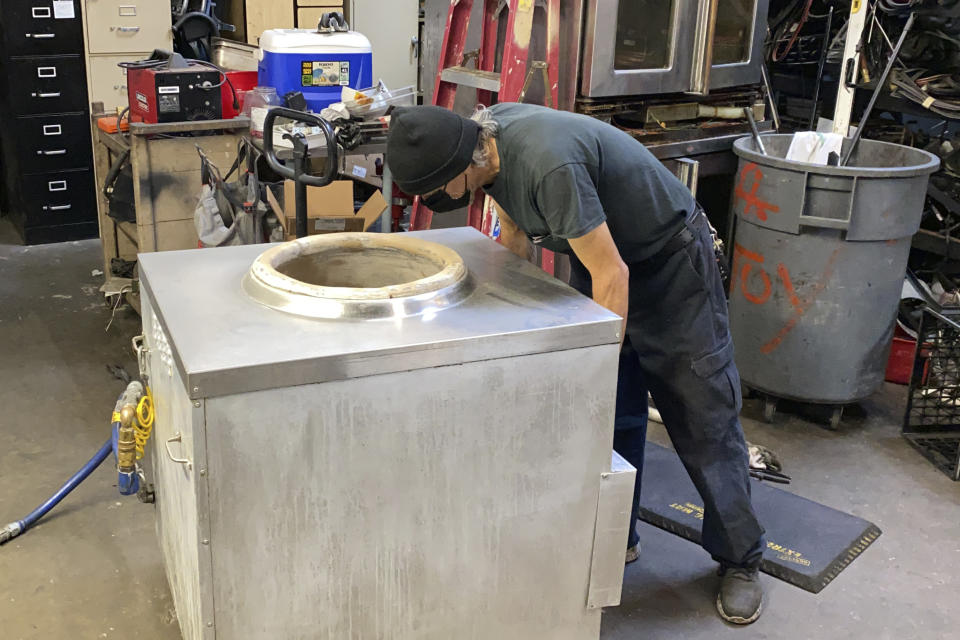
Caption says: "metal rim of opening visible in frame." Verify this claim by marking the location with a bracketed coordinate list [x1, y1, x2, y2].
[243, 233, 473, 319]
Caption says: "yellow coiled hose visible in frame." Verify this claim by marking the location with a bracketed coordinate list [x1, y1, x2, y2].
[134, 387, 155, 460]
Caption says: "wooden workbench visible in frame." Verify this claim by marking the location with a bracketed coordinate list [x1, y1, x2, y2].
[92, 116, 251, 286]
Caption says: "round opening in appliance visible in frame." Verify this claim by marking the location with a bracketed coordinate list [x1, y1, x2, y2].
[276, 246, 445, 289]
[243, 233, 472, 319]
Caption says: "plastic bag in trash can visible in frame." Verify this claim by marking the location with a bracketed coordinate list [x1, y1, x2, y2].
[786, 132, 844, 165]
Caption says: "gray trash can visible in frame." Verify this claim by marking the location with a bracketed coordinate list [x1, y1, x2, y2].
[728, 134, 939, 426]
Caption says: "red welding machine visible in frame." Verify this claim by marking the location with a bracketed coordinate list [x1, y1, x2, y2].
[125, 51, 233, 123]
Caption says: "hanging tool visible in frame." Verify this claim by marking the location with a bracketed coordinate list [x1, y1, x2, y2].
[840, 12, 916, 167]
[262, 107, 339, 239]
[808, 6, 835, 131]
[744, 107, 768, 156]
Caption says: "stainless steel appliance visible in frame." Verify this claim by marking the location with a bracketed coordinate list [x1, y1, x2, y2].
[138, 229, 635, 639]
[581, 0, 770, 97]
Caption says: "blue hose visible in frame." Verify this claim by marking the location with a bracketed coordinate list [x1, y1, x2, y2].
[1, 440, 112, 544]
[2, 383, 145, 545]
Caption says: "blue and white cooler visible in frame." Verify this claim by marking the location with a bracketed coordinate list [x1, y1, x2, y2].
[258, 28, 373, 112]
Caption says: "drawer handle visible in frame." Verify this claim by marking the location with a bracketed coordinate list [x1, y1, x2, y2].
[48, 180, 67, 192]
[32, 7, 52, 18]
[42, 124, 62, 136]
[112, 26, 141, 33]
[37, 66, 57, 78]
[37, 149, 67, 156]
[33, 92, 61, 98]
[26, 33, 55, 39]
[43, 204, 72, 211]
[165, 433, 191, 466]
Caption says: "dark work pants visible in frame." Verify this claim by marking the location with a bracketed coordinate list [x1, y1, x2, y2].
[570, 212, 765, 569]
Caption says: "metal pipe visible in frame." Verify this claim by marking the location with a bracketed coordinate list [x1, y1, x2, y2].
[116, 405, 138, 475]
[871, 11, 910, 71]
[744, 107, 767, 155]
[760, 62, 781, 131]
[295, 167, 308, 239]
[840, 13, 916, 166]
[809, 6, 835, 131]
[381, 158, 393, 233]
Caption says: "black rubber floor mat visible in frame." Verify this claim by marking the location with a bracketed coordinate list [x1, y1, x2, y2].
[638, 443, 881, 594]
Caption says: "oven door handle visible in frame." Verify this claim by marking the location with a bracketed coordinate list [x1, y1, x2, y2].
[688, 0, 719, 96]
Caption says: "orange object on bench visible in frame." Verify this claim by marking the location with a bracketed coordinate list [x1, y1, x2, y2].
[97, 116, 130, 134]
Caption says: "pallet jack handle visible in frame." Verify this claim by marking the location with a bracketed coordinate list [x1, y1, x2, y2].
[262, 107, 339, 239]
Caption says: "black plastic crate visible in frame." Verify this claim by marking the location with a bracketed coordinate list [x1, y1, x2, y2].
[903, 308, 960, 480]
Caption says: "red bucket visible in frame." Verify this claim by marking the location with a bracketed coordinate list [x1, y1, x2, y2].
[885, 326, 917, 385]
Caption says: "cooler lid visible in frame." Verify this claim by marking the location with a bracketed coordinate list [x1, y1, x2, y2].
[259, 29, 372, 54]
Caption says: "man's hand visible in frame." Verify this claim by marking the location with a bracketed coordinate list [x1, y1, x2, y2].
[493, 201, 534, 261]
[569, 223, 629, 341]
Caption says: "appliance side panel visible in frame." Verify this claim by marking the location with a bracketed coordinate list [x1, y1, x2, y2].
[143, 292, 209, 640]
[586, 451, 636, 609]
[204, 344, 620, 640]
[560, 0, 586, 110]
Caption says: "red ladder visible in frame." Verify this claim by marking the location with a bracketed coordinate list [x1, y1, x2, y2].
[408, 0, 561, 260]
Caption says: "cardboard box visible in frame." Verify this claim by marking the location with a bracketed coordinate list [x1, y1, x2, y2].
[284, 215, 365, 236]
[341, 153, 382, 188]
[283, 179, 355, 218]
[278, 179, 387, 239]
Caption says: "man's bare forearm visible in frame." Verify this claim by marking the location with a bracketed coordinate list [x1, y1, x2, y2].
[567, 223, 630, 344]
[493, 200, 534, 261]
[591, 266, 629, 343]
[502, 231, 534, 262]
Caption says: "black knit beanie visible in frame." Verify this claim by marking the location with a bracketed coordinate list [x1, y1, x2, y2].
[386, 106, 481, 195]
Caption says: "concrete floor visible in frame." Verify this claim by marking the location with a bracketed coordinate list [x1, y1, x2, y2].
[1, 219, 958, 640]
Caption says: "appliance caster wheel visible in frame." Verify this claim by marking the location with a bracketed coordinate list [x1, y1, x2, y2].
[762, 396, 777, 423]
[828, 406, 843, 431]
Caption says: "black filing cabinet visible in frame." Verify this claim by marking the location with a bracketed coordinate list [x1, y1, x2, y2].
[0, 1, 97, 244]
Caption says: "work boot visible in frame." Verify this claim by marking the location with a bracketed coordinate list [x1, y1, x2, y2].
[625, 544, 640, 565]
[716, 567, 763, 625]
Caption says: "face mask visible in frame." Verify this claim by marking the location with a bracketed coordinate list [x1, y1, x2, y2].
[423, 175, 471, 212]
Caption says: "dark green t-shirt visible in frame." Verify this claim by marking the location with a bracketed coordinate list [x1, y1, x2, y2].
[483, 103, 695, 262]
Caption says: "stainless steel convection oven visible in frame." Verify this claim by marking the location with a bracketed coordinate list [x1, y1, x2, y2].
[581, 0, 769, 97]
